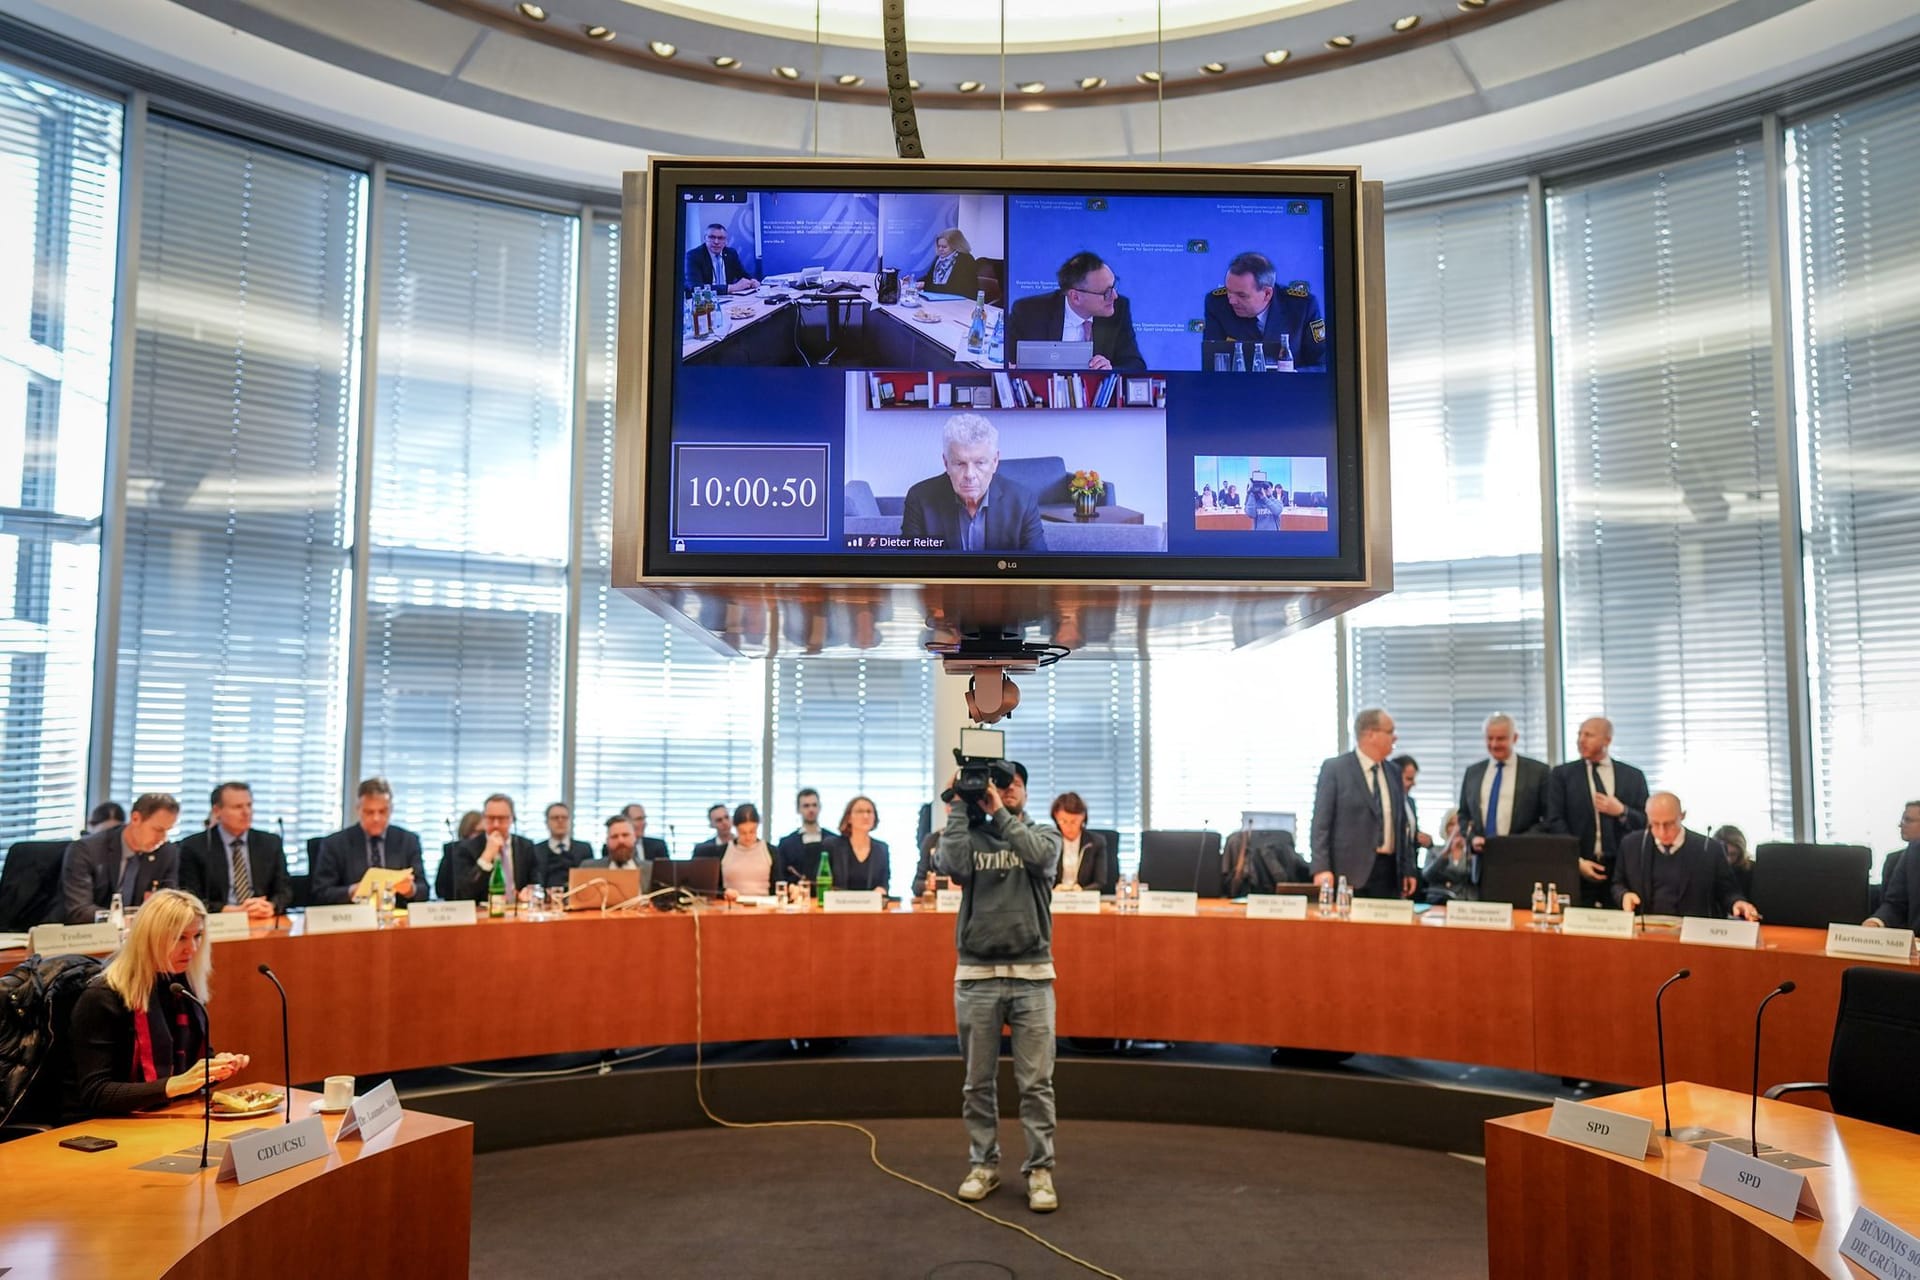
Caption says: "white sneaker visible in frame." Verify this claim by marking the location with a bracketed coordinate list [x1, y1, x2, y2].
[1026, 1167, 1058, 1213]
[958, 1165, 1000, 1201]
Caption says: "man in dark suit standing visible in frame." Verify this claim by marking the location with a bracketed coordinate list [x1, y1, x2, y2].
[1613, 792, 1760, 921]
[1546, 716, 1650, 909]
[536, 802, 592, 890]
[619, 803, 672, 861]
[1457, 712, 1552, 848]
[60, 792, 182, 923]
[690, 803, 734, 859]
[684, 223, 756, 294]
[899, 413, 1044, 552]
[446, 793, 540, 903]
[1309, 708, 1417, 900]
[776, 787, 830, 884]
[179, 781, 292, 919]
[311, 777, 429, 906]
[1006, 251, 1146, 373]
[1200, 251, 1326, 369]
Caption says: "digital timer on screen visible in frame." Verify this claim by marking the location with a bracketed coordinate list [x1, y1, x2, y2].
[671, 444, 830, 540]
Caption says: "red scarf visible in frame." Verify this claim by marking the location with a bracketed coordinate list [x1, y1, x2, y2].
[131, 981, 195, 1083]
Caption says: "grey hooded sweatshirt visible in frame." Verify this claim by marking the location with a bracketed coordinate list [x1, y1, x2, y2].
[935, 801, 1061, 969]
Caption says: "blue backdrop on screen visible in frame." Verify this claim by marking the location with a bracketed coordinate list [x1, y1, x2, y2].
[666, 367, 847, 553]
[757, 192, 880, 277]
[682, 199, 760, 277]
[878, 193, 958, 284]
[1007, 194, 1327, 371]
[1162, 373, 1339, 559]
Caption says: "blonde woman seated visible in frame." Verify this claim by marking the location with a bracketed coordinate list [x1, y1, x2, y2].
[828, 795, 891, 892]
[65, 888, 250, 1119]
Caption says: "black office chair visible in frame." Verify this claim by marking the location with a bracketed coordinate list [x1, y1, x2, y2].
[0, 952, 103, 1141]
[1765, 965, 1920, 1136]
[1087, 829, 1121, 894]
[0, 840, 69, 931]
[794, 296, 869, 366]
[1749, 842, 1871, 928]
[1138, 831, 1225, 897]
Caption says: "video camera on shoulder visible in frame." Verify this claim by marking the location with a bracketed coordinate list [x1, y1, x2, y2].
[942, 727, 1015, 822]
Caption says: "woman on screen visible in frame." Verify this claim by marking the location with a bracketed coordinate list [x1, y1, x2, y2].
[828, 796, 891, 893]
[719, 803, 773, 898]
[1050, 792, 1108, 891]
[64, 889, 250, 1119]
[919, 228, 978, 298]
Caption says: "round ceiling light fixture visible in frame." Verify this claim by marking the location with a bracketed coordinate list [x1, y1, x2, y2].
[1326, 34, 1355, 48]
[836, 73, 863, 86]
[1458, 0, 1487, 8]
[712, 55, 738, 68]
[1262, 49, 1290, 65]
[1078, 75, 1106, 90]
[1137, 70, 1163, 84]
[516, 2, 546, 20]
[1018, 81, 1046, 94]
[1200, 62, 1227, 74]
[957, 80, 985, 92]
[774, 65, 801, 79]
[1392, 14, 1420, 30]
[648, 40, 677, 58]
[583, 24, 614, 40]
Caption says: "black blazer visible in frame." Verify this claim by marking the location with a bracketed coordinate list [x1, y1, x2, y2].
[691, 838, 726, 860]
[310, 823, 429, 906]
[64, 976, 207, 1120]
[899, 472, 1044, 553]
[1457, 755, 1552, 842]
[60, 827, 180, 924]
[533, 838, 593, 888]
[178, 826, 293, 914]
[1053, 830, 1108, 890]
[1610, 829, 1747, 918]
[1006, 290, 1147, 372]
[1200, 286, 1326, 369]
[776, 830, 832, 884]
[445, 833, 541, 902]
[910, 831, 940, 897]
[1874, 839, 1919, 928]
[827, 836, 891, 892]
[609, 836, 671, 862]
[685, 244, 750, 287]
[918, 252, 977, 299]
[1545, 758, 1650, 870]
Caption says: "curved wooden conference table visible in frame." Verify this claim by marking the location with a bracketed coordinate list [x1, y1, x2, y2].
[6, 902, 1908, 1091]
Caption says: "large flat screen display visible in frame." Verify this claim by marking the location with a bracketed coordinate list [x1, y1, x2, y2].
[636, 160, 1373, 583]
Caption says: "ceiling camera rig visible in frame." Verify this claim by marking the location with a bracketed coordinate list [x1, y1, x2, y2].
[927, 631, 1070, 725]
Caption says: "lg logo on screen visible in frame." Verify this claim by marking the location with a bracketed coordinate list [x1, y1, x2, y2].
[996, 560, 1019, 571]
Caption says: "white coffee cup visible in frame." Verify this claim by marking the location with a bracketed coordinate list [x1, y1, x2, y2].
[322, 1074, 355, 1110]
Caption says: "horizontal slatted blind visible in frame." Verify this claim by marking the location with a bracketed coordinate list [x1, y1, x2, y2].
[1549, 143, 1792, 839]
[998, 659, 1143, 860]
[113, 116, 359, 856]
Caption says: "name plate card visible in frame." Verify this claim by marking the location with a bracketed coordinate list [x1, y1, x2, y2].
[1348, 899, 1415, 926]
[1546, 1099, 1660, 1160]
[1827, 924, 1915, 963]
[1246, 894, 1309, 921]
[28, 922, 119, 956]
[217, 1115, 329, 1185]
[1445, 901, 1514, 931]
[1700, 1142, 1821, 1221]
[1050, 889, 1103, 914]
[201, 913, 254, 942]
[1840, 1206, 1920, 1280]
[406, 901, 477, 929]
[337, 1079, 403, 1142]
[1562, 907, 1636, 939]
[1680, 917, 1760, 950]
[934, 889, 964, 914]
[1138, 890, 1199, 917]
[822, 890, 884, 914]
[303, 903, 378, 935]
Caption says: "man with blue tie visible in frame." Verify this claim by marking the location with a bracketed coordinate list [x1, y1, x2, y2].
[311, 777, 429, 906]
[1309, 708, 1417, 900]
[1456, 713, 1552, 849]
[684, 223, 756, 294]
[60, 792, 182, 923]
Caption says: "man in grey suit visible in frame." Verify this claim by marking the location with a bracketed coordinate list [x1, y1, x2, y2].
[1457, 712, 1552, 849]
[61, 792, 182, 923]
[1310, 708, 1417, 900]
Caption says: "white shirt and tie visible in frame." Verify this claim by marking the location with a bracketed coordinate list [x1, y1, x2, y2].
[709, 249, 729, 286]
[1356, 750, 1395, 855]
[223, 828, 251, 904]
[1584, 756, 1617, 856]
[1478, 758, 1517, 838]
[1061, 302, 1095, 343]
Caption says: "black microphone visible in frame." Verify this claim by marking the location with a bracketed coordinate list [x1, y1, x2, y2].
[170, 981, 213, 1168]
[1653, 968, 1691, 1136]
[1751, 980, 1796, 1156]
[257, 964, 293, 1125]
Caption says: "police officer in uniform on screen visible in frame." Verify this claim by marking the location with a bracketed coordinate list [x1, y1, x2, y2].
[1200, 251, 1326, 370]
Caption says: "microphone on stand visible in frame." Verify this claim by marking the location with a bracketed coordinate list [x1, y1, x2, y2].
[170, 982, 213, 1168]
[1751, 981, 1796, 1156]
[257, 965, 293, 1125]
[1654, 968, 1691, 1137]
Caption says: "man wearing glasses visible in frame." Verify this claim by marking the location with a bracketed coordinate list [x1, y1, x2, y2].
[1007, 251, 1146, 372]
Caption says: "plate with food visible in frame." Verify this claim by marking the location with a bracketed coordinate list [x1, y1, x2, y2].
[727, 306, 755, 319]
[911, 310, 943, 325]
[210, 1084, 287, 1119]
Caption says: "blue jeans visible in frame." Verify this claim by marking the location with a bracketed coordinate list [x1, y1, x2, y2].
[954, 978, 1056, 1173]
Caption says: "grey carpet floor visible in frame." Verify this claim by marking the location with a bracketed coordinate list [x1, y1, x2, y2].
[471, 1118, 1487, 1279]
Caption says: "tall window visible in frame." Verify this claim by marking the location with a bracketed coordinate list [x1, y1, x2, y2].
[0, 63, 119, 849]
[1347, 192, 1547, 813]
[1549, 145, 1791, 839]
[571, 216, 764, 845]
[112, 118, 363, 851]
[361, 183, 576, 837]
[1788, 86, 1920, 852]
[999, 659, 1142, 856]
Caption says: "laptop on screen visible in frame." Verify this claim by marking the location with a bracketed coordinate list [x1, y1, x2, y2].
[1014, 340, 1093, 370]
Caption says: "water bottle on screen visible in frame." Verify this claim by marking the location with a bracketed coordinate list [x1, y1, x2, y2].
[1273, 333, 1294, 372]
[1317, 879, 1333, 918]
[1232, 341, 1246, 373]
[1530, 881, 1546, 924]
[1251, 342, 1266, 374]
[1335, 875, 1352, 920]
[988, 313, 1005, 365]
[967, 291, 987, 353]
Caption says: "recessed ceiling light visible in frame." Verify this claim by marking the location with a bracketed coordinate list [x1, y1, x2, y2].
[909, 78, 921, 89]
[957, 80, 984, 93]
[1018, 81, 1046, 94]
[1326, 35, 1354, 48]
[583, 24, 615, 40]
[1458, 0, 1487, 8]
[1200, 62, 1226, 74]
[1137, 70, 1163, 84]
[775, 65, 800, 79]
[1262, 49, 1290, 65]
[648, 40, 677, 58]
[1078, 75, 1106, 90]
[712, 55, 738, 68]
[836, 73, 863, 86]
[516, 2, 546, 20]
[1392, 14, 1420, 30]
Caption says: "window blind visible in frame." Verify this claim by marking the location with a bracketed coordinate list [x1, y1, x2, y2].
[0, 61, 119, 851]
[1548, 144, 1792, 840]
[112, 117, 362, 858]
[1788, 86, 1920, 853]
[998, 659, 1143, 859]
[360, 182, 575, 838]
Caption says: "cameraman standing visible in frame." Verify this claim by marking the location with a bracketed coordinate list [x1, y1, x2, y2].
[938, 759, 1062, 1213]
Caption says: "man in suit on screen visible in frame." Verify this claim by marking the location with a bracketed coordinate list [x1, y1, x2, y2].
[179, 781, 292, 919]
[1457, 712, 1552, 848]
[1006, 251, 1146, 372]
[1309, 708, 1417, 900]
[684, 223, 756, 294]
[1200, 251, 1326, 369]
[1545, 716, 1650, 909]
[1613, 792, 1760, 921]
[899, 414, 1044, 552]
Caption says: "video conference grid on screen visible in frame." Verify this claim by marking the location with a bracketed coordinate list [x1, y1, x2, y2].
[663, 184, 1343, 563]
